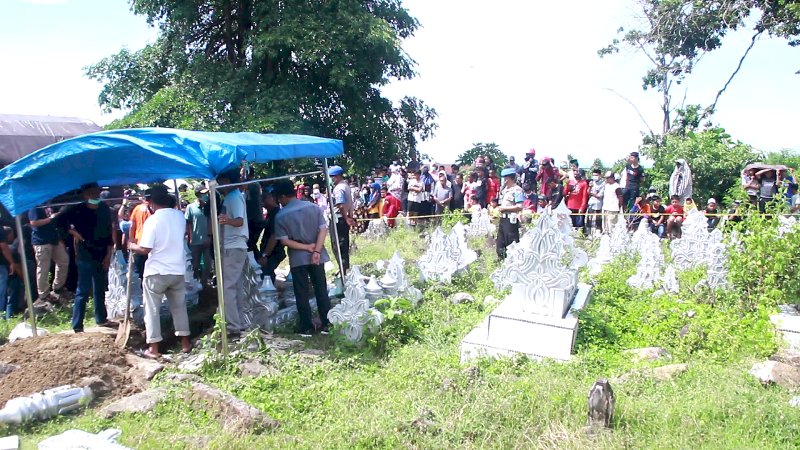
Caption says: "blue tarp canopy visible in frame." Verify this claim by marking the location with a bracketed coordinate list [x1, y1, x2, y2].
[0, 127, 344, 216]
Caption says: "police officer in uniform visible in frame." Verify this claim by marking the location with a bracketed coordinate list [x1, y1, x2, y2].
[497, 168, 525, 259]
[329, 165, 354, 274]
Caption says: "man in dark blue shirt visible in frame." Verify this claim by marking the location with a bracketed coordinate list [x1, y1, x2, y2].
[56, 183, 116, 332]
[28, 206, 69, 302]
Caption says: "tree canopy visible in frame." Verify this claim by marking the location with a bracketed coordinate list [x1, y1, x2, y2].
[86, 0, 437, 173]
[455, 143, 508, 168]
[599, 0, 800, 139]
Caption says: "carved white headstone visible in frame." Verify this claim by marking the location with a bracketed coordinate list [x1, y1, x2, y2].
[417, 227, 452, 282]
[362, 218, 389, 240]
[778, 216, 799, 237]
[671, 209, 709, 270]
[628, 250, 662, 289]
[553, 200, 575, 246]
[327, 266, 383, 342]
[588, 234, 613, 276]
[468, 208, 494, 237]
[490, 208, 582, 318]
[661, 265, 679, 294]
[418, 225, 475, 283]
[609, 217, 630, 256]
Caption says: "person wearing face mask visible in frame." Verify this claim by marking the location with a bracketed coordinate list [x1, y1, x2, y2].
[56, 183, 117, 332]
[311, 184, 328, 213]
[185, 187, 212, 286]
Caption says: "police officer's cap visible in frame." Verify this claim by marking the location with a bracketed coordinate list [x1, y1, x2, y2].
[500, 168, 517, 178]
[328, 165, 344, 176]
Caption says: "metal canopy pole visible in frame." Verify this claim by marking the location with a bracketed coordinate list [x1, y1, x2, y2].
[14, 215, 36, 336]
[208, 180, 228, 356]
[172, 179, 181, 208]
[323, 159, 346, 285]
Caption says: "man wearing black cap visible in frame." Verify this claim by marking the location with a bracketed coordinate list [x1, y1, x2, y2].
[329, 165, 353, 273]
[621, 151, 645, 212]
[272, 180, 333, 335]
[129, 185, 191, 357]
[217, 169, 249, 337]
[56, 183, 116, 332]
[496, 168, 525, 259]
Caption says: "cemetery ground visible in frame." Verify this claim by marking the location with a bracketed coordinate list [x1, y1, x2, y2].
[2, 224, 800, 449]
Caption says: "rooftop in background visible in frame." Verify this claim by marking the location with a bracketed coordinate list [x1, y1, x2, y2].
[0, 113, 102, 167]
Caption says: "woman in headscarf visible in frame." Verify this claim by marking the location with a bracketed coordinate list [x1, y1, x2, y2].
[669, 159, 693, 204]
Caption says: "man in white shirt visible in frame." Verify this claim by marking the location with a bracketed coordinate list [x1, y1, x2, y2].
[601, 171, 624, 234]
[217, 169, 249, 338]
[130, 186, 190, 358]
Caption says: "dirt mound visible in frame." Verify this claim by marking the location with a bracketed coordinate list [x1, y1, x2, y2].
[0, 333, 140, 408]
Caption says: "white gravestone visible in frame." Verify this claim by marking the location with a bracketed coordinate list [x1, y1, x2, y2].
[362, 219, 388, 240]
[467, 209, 494, 237]
[463, 208, 592, 362]
[327, 266, 383, 342]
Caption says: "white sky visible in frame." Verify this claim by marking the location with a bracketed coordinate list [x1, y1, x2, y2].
[2, 0, 799, 165]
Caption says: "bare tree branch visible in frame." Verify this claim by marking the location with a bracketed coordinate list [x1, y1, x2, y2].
[706, 29, 763, 116]
[603, 87, 657, 138]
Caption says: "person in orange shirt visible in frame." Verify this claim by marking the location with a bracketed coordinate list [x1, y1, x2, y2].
[128, 191, 152, 280]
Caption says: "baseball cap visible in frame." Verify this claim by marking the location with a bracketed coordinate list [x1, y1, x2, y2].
[630, 151, 640, 158]
[707, 198, 717, 204]
[500, 168, 516, 178]
[328, 165, 344, 176]
[604, 171, 614, 179]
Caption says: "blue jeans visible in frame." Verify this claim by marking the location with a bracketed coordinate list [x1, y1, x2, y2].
[73, 258, 109, 331]
[0, 266, 8, 319]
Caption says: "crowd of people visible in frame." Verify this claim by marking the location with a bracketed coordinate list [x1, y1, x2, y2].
[323, 150, 799, 258]
[1, 150, 797, 349]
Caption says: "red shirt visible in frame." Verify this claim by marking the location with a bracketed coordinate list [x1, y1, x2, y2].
[382, 194, 401, 227]
[565, 180, 589, 213]
[487, 177, 499, 202]
[665, 204, 685, 216]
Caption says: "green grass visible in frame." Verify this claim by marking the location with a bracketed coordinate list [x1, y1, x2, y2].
[4, 230, 800, 449]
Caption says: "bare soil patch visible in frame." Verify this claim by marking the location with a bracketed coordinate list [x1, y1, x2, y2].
[0, 333, 140, 408]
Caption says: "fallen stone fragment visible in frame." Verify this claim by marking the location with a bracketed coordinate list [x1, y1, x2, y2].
[0, 363, 19, 379]
[615, 364, 689, 383]
[78, 376, 113, 399]
[177, 353, 208, 373]
[451, 293, 475, 305]
[161, 373, 202, 383]
[99, 388, 168, 419]
[625, 347, 671, 362]
[239, 360, 273, 378]
[186, 382, 279, 433]
[790, 396, 800, 408]
[125, 354, 165, 381]
[750, 360, 800, 389]
[770, 348, 800, 368]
